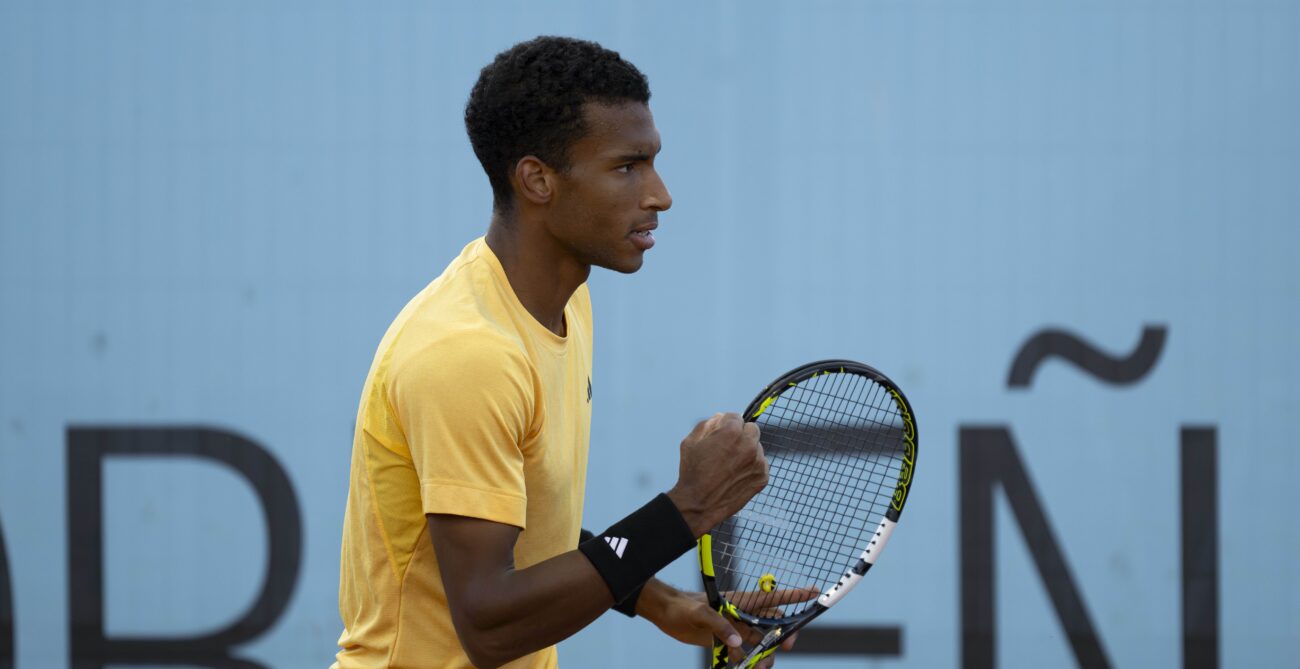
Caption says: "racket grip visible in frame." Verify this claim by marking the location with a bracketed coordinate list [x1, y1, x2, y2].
[710, 638, 729, 669]
[730, 636, 779, 668]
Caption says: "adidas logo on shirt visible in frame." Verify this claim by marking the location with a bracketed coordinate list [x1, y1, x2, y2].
[604, 536, 628, 558]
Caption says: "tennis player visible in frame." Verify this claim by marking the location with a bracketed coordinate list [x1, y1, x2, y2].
[333, 36, 809, 669]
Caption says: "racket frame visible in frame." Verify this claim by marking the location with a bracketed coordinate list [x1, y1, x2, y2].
[700, 359, 918, 669]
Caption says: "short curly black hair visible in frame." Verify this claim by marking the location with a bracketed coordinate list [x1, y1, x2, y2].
[465, 36, 651, 212]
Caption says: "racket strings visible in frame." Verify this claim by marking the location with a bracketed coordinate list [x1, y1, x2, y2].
[716, 411, 898, 611]
[768, 380, 904, 517]
[761, 372, 902, 536]
[713, 370, 907, 618]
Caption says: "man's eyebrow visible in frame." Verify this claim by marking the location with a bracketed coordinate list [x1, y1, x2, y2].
[610, 144, 662, 162]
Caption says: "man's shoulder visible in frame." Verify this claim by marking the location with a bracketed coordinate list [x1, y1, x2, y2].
[388, 318, 530, 379]
[394, 240, 523, 344]
[373, 240, 531, 381]
[381, 320, 536, 417]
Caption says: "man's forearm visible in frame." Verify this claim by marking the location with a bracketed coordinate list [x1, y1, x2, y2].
[447, 549, 614, 668]
[430, 495, 696, 667]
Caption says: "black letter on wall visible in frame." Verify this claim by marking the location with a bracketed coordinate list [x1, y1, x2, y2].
[1182, 427, 1218, 669]
[960, 426, 1112, 668]
[67, 427, 302, 669]
[1, 514, 13, 669]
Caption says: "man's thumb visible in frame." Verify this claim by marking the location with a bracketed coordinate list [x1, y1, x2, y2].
[707, 612, 742, 648]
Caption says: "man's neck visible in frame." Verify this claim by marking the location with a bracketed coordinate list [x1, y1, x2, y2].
[485, 213, 590, 337]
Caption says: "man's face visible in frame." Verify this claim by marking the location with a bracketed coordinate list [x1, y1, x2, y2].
[546, 101, 672, 274]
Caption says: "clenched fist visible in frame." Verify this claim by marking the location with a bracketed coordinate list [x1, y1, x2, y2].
[667, 413, 768, 537]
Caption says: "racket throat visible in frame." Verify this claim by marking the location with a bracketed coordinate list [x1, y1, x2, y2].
[734, 630, 783, 668]
[728, 610, 824, 669]
[755, 626, 783, 650]
[724, 627, 787, 669]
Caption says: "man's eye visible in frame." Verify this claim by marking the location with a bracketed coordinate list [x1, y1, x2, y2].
[616, 164, 635, 173]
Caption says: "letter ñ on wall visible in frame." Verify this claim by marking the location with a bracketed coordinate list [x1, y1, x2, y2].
[960, 426, 1113, 668]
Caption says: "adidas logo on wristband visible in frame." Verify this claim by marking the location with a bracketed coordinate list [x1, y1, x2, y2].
[604, 536, 629, 558]
[576, 494, 695, 606]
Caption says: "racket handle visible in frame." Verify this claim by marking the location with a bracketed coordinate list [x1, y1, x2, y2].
[710, 638, 729, 668]
[727, 633, 779, 669]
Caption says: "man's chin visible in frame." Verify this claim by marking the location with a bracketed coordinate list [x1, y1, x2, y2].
[594, 252, 645, 275]
[607, 260, 644, 275]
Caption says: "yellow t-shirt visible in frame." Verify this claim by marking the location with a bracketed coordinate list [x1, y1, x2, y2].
[334, 237, 593, 669]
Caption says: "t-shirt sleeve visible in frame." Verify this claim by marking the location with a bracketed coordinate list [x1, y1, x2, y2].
[389, 331, 536, 529]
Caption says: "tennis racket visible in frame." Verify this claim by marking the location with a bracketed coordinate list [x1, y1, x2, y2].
[700, 359, 918, 668]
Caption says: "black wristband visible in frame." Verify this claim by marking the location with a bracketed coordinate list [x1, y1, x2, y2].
[579, 529, 643, 617]
[577, 493, 695, 613]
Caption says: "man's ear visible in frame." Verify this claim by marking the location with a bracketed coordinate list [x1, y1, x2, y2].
[513, 156, 555, 205]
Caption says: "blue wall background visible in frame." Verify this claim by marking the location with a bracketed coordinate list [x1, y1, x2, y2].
[1, 1, 1297, 667]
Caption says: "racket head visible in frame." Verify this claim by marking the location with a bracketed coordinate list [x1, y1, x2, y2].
[701, 359, 918, 626]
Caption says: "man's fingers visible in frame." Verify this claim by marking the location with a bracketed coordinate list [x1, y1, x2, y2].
[701, 609, 742, 649]
[729, 585, 820, 609]
[687, 414, 719, 440]
[709, 412, 741, 432]
[766, 585, 820, 606]
[735, 620, 764, 646]
[723, 626, 752, 663]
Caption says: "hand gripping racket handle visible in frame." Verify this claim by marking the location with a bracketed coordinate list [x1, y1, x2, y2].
[727, 629, 782, 668]
[711, 626, 780, 669]
[718, 609, 823, 669]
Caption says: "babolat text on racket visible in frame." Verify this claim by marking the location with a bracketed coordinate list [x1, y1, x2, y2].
[700, 359, 918, 668]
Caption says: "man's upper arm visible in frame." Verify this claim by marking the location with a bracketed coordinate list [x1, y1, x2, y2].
[425, 512, 526, 667]
[426, 514, 519, 614]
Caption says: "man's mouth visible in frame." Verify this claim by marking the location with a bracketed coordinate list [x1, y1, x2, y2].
[630, 227, 656, 250]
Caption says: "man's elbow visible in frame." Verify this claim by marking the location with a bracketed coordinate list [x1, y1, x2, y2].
[453, 606, 518, 669]
[460, 635, 505, 669]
